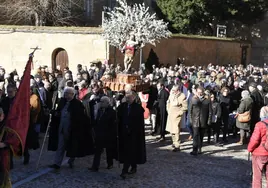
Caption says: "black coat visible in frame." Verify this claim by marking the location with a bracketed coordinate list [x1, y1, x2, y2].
[219, 94, 233, 118]
[89, 93, 104, 126]
[48, 98, 94, 158]
[251, 89, 264, 125]
[93, 107, 117, 151]
[50, 79, 59, 109]
[189, 96, 212, 128]
[157, 89, 169, 108]
[229, 88, 242, 110]
[143, 85, 158, 110]
[117, 102, 146, 165]
[211, 101, 222, 123]
[0, 97, 15, 118]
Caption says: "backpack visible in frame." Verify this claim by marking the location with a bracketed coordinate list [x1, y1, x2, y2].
[262, 121, 268, 151]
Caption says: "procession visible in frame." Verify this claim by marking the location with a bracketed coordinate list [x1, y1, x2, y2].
[0, 0, 268, 187]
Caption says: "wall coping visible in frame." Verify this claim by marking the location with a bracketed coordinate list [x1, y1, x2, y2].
[172, 33, 250, 43]
[0, 25, 251, 44]
[0, 25, 103, 34]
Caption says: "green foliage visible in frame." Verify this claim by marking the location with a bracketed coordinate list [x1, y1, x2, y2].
[155, 0, 268, 35]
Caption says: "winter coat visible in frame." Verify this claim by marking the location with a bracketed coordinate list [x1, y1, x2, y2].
[48, 98, 94, 158]
[166, 92, 187, 134]
[211, 100, 222, 123]
[189, 95, 212, 128]
[93, 107, 117, 150]
[248, 119, 268, 156]
[117, 102, 146, 165]
[251, 89, 264, 125]
[219, 94, 233, 118]
[236, 97, 253, 130]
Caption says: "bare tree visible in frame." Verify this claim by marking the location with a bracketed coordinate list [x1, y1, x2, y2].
[0, 0, 84, 26]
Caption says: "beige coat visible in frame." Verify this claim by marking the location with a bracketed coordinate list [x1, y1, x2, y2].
[166, 92, 188, 134]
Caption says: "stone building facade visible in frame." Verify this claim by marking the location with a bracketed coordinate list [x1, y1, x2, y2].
[0, 26, 107, 75]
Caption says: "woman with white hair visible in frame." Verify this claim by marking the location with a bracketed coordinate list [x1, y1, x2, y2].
[235, 90, 253, 145]
[248, 106, 268, 188]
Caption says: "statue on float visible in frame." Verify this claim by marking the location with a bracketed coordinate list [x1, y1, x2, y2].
[101, 0, 171, 91]
[121, 34, 140, 73]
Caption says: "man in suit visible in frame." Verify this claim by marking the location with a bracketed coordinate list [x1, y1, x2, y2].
[155, 82, 169, 141]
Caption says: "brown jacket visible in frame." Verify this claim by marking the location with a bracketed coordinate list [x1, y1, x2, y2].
[30, 94, 41, 124]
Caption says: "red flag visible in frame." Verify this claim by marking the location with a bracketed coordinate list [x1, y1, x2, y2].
[0, 55, 32, 188]
[4, 55, 31, 154]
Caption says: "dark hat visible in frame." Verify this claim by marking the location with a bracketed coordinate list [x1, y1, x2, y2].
[249, 82, 257, 88]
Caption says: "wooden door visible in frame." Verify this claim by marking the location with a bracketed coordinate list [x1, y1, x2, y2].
[52, 48, 69, 71]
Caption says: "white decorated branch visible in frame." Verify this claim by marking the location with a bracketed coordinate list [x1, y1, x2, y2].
[102, 0, 171, 49]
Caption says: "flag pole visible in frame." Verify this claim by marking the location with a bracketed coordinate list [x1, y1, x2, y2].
[35, 114, 52, 171]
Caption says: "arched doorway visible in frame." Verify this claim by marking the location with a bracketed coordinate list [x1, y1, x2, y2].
[51, 48, 69, 71]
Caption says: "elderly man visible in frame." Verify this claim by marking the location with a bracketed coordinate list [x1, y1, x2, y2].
[166, 85, 188, 152]
[49, 87, 94, 169]
[117, 91, 146, 179]
[89, 96, 117, 172]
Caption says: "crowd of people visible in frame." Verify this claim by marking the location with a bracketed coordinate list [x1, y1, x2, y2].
[0, 62, 268, 185]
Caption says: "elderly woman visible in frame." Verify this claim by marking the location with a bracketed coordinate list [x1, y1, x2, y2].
[236, 90, 253, 145]
[166, 84, 188, 152]
[89, 96, 117, 172]
[49, 87, 94, 169]
[248, 106, 268, 188]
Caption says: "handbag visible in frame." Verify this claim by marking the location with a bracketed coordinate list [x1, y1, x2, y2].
[237, 111, 251, 123]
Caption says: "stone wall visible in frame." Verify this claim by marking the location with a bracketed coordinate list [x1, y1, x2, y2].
[109, 36, 251, 70]
[0, 26, 108, 75]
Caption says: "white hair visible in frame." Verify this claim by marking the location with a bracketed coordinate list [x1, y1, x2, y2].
[257, 85, 263, 91]
[241, 90, 250, 99]
[260, 106, 268, 119]
[63, 87, 75, 95]
[171, 84, 180, 92]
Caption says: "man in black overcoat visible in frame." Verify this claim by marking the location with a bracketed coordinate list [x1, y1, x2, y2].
[155, 82, 169, 141]
[117, 91, 146, 179]
[89, 96, 117, 171]
[249, 82, 264, 132]
[48, 87, 94, 169]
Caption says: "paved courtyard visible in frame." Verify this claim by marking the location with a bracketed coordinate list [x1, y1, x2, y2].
[10, 125, 252, 188]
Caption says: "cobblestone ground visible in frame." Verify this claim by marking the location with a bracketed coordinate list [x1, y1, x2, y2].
[10, 125, 253, 188]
